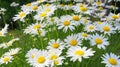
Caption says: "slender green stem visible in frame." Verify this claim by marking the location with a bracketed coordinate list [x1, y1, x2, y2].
[2, 14, 6, 24]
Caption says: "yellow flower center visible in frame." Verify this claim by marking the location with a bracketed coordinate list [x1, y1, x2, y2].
[98, 7, 103, 10]
[95, 38, 103, 44]
[32, 6, 38, 10]
[52, 43, 59, 49]
[60, 4, 64, 7]
[40, 12, 47, 17]
[68, 4, 72, 7]
[3, 57, 10, 62]
[98, 21, 102, 24]
[103, 26, 110, 32]
[96, 2, 101, 5]
[45, 4, 50, 6]
[26, 3, 31, 6]
[108, 58, 117, 65]
[112, 15, 119, 19]
[38, 0, 43, 3]
[45, 8, 51, 13]
[83, 18, 88, 23]
[0, 32, 2, 36]
[72, 15, 80, 21]
[88, 25, 94, 30]
[70, 39, 78, 46]
[54, 60, 59, 65]
[82, 33, 88, 37]
[75, 50, 84, 56]
[6, 43, 11, 46]
[63, 20, 70, 26]
[37, 56, 45, 64]
[50, 55, 58, 60]
[33, 24, 41, 30]
[80, 6, 88, 12]
[19, 12, 26, 18]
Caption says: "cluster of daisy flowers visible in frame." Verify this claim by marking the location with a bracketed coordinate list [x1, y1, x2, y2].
[0, 0, 119, 67]
[0, 25, 21, 65]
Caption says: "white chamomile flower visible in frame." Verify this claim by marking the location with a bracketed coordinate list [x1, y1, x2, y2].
[64, 34, 82, 47]
[13, 11, 29, 22]
[0, 24, 9, 37]
[0, 38, 19, 49]
[78, 32, 90, 40]
[46, 17, 59, 25]
[5, 38, 19, 48]
[37, 0, 47, 3]
[4, 48, 21, 56]
[72, 3, 91, 14]
[114, 22, 120, 32]
[84, 23, 97, 32]
[80, 17, 91, 25]
[26, 48, 39, 64]
[24, 22, 46, 36]
[0, 55, 13, 64]
[109, 13, 120, 21]
[31, 50, 50, 67]
[71, 14, 82, 26]
[0, 8, 6, 15]
[101, 53, 120, 67]
[93, 1, 104, 6]
[99, 22, 116, 35]
[48, 49, 64, 67]
[57, 15, 75, 32]
[67, 46, 95, 62]
[34, 5, 56, 21]
[21, 3, 32, 12]
[10, 2, 19, 7]
[47, 39, 64, 51]
[90, 34, 109, 49]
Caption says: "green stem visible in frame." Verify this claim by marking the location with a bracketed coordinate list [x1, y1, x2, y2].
[2, 14, 6, 24]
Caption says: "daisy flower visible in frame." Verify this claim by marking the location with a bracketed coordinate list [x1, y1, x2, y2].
[71, 14, 82, 26]
[57, 15, 75, 32]
[99, 22, 116, 35]
[24, 22, 46, 36]
[26, 48, 39, 64]
[0, 38, 19, 49]
[67, 46, 95, 62]
[80, 17, 91, 25]
[31, 50, 50, 67]
[48, 49, 64, 67]
[72, 3, 91, 14]
[90, 34, 109, 49]
[109, 13, 120, 21]
[0, 55, 13, 64]
[84, 23, 97, 32]
[64, 34, 82, 47]
[92, 1, 104, 6]
[114, 22, 120, 32]
[34, 5, 56, 21]
[101, 53, 120, 67]
[13, 11, 29, 22]
[0, 24, 9, 37]
[4, 48, 21, 56]
[47, 39, 64, 51]
[46, 17, 59, 26]
[78, 32, 90, 40]
[10, 2, 19, 7]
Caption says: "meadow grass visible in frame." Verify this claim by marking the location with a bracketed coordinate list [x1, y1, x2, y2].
[0, 29, 120, 67]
